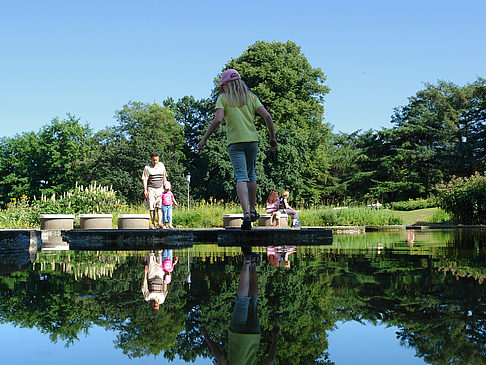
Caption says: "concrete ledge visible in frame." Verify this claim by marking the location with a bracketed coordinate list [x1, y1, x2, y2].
[0, 229, 41, 252]
[218, 227, 332, 245]
[63, 229, 194, 250]
[365, 225, 405, 232]
[79, 214, 113, 229]
[40, 214, 75, 230]
[117, 214, 150, 229]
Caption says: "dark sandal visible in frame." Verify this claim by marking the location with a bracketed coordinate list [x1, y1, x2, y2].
[241, 213, 252, 230]
[250, 253, 261, 264]
[249, 210, 260, 222]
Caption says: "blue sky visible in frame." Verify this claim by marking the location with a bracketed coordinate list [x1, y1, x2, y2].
[1, 0, 485, 138]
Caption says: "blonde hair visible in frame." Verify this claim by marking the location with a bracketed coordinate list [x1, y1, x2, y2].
[221, 78, 253, 107]
[282, 191, 290, 198]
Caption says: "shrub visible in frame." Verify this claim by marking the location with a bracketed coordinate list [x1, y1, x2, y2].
[298, 207, 403, 226]
[0, 182, 120, 228]
[387, 198, 438, 211]
[435, 171, 486, 224]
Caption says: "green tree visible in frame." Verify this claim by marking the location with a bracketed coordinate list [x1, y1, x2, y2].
[163, 96, 214, 200]
[0, 115, 94, 207]
[195, 40, 332, 204]
[91, 102, 186, 203]
[370, 81, 466, 201]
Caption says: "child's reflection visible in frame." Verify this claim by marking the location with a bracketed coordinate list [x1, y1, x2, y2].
[267, 245, 296, 269]
[200, 247, 280, 364]
[142, 249, 178, 312]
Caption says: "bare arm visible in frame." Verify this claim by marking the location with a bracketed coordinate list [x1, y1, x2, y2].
[200, 327, 227, 365]
[142, 266, 149, 297]
[198, 109, 224, 150]
[261, 325, 280, 365]
[142, 169, 149, 198]
[257, 106, 277, 149]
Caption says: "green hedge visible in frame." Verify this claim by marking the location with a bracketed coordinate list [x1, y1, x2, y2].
[436, 171, 486, 224]
[387, 198, 438, 211]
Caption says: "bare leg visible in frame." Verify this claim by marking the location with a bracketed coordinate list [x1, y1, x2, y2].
[199, 327, 226, 362]
[247, 181, 257, 212]
[236, 181, 249, 215]
[249, 261, 258, 297]
[237, 261, 251, 297]
[157, 208, 163, 226]
[149, 210, 156, 227]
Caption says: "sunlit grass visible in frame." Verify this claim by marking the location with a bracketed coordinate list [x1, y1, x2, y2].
[1, 199, 458, 229]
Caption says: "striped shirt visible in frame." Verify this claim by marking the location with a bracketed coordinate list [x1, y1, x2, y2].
[142, 162, 166, 188]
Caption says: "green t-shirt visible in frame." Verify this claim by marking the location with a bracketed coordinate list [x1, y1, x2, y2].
[215, 93, 262, 146]
[227, 330, 261, 365]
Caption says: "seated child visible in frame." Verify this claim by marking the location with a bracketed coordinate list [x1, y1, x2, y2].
[266, 191, 281, 226]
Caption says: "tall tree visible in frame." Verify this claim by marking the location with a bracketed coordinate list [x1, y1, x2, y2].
[92, 102, 186, 203]
[0, 115, 94, 206]
[163, 96, 213, 199]
[196, 40, 332, 204]
[371, 81, 466, 201]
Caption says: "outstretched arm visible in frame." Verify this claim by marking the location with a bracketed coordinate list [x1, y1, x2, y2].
[261, 325, 280, 365]
[198, 108, 224, 150]
[199, 327, 227, 365]
[142, 266, 149, 298]
[257, 106, 277, 149]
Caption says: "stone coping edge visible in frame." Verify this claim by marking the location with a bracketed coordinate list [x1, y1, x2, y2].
[117, 214, 150, 218]
[40, 214, 75, 219]
[79, 214, 113, 218]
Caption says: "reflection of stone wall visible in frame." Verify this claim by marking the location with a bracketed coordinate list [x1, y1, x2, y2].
[0, 230, 41, 251]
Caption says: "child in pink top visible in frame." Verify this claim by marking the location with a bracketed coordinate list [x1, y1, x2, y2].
[161, 249, 179, 284]
[158, 181, 178, 229]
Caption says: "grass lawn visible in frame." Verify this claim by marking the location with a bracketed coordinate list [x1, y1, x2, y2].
[388, 207, 440, 225]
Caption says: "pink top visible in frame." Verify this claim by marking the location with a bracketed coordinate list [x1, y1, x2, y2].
[266, 198, 280, 213]
[160, 191, 174, 206]
[162, 259, 174, 272]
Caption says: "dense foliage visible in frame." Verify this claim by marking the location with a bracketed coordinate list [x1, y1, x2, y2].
[0, 40, 485, 221]
[1, 183, 119, 228]
[436, 171, 486, 224]
[387, 198, 438, 211]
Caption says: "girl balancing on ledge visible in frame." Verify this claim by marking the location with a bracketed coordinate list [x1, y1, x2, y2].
[198, 69, 277, 230]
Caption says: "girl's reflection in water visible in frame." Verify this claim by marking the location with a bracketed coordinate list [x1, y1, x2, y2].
[200, 246, 280, 365]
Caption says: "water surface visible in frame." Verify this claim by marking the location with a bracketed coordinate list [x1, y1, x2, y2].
[0, 229, 484, 364]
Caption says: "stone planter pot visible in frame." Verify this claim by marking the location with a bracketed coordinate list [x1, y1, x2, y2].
[222, 214, 244, 228]
[79, 214, 113, 229]
[40, 214, 75, 230]
[117, 214, 150, 229]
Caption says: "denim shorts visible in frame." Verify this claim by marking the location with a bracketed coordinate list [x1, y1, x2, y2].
[229, 296, 260, 334]
[227, 142, 259, 182]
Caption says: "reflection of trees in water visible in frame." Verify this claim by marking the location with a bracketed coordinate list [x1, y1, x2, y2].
[0, 244, 484, 364]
